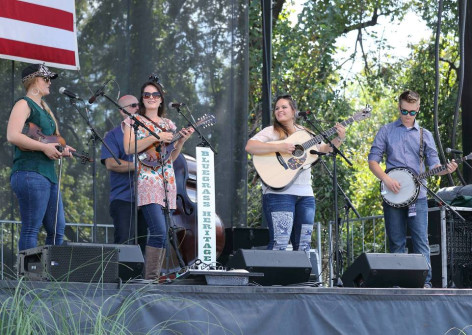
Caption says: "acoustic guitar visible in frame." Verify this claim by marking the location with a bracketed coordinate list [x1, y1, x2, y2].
[138, 114, 215, 168]
[252, 107, 371, 189]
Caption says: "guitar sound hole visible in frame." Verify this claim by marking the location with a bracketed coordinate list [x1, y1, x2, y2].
[292, 145, 304, 157]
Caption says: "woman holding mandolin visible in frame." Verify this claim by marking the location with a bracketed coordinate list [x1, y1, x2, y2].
[246, 94, 346, 252]
[7, 63, 75, 251]
[123, 80, 194, 280]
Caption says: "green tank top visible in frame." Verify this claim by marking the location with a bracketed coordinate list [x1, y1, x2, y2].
[11, 96, 58, 183]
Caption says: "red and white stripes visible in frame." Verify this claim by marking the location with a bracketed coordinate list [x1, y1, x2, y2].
[0, 0, 79, 69]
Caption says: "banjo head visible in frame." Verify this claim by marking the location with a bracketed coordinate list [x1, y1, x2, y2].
[381, 168, 420, 208]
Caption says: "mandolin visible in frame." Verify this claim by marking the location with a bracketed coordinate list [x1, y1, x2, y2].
[138, 114, 216, 168]
[21, 122, 93, 164]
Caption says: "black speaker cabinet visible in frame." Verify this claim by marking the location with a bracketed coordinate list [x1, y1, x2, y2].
[19, 245, 119, 283]
[63, 242, 145, 281]
[342, 253, 429, 288]
[226, 249, 312, 286]
[218, 228, 269, 265]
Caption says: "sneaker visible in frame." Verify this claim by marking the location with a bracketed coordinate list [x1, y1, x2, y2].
[423, 283, 432, 289]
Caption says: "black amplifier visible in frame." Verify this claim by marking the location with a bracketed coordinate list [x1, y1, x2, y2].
[18, 244, 119, 283]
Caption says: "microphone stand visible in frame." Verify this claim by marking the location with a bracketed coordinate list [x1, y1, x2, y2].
[176, 105, 217, 154]
[417, 179, 466, 288]
[157, 144, 186, 274]
[102, 94, 189, 276]
[171, 106, 217, 270]
[449, 152, 469, 185]
[300, 114, 352, 287]
[101, 93, 161, 248]
[317, 157, 361, 266]
[68, 97, 120, 243]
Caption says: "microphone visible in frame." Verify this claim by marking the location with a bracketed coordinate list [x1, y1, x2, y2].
[168, 102, 185, 108]
[59, 87, 81, 100]
[446, 148, 463, 155]
[296, 110, 310, 119]
[88, 79, 111, 104]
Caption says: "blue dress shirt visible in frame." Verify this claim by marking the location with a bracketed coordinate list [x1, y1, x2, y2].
[368, 118, 441, 199]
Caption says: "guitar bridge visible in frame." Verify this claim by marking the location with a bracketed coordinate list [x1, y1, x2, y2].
[275, 152, 288, 170]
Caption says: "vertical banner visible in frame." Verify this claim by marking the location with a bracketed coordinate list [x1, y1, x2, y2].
[0, 0, 80, 70]
[196, 147, 216, 269]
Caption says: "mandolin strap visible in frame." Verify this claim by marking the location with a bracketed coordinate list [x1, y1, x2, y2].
[141, 114, 170, 132]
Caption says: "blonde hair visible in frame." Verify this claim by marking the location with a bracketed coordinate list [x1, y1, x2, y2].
[23, 77, 60, 135]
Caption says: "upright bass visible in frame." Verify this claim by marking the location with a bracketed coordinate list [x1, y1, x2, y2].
[163, 153, 225, 273]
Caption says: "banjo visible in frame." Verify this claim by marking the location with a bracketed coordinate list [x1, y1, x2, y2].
[380, 152, 472, 208]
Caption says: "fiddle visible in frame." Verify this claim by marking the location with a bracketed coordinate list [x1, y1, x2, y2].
[20, 122, 93, 164]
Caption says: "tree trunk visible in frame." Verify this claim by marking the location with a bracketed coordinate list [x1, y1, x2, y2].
[462, 0, 472, 182]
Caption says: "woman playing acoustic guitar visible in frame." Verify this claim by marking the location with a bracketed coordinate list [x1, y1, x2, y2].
[123, 80, 194, 280]
[246, 94, 346, 252]
[7, 63, 76, 251]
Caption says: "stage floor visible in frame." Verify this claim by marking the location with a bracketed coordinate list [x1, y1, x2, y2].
[1, 279, 472, 334]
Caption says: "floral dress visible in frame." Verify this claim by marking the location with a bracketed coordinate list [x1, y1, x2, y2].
[123, 115, 178, 209]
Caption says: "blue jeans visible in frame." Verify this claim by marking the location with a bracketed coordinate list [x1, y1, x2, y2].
[383, 197, 431, 284]
[11, 171, 65, 251]
[140, 203, 168, 248]
[263, 194, 315, 251]
[110, 199, 148, 253]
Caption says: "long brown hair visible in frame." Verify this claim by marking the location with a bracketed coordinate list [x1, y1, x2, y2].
[137, 81, 166, 117]
[272, 94, 298, 139]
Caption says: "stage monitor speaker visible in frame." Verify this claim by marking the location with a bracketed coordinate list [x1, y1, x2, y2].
[218, 228, 269, 265]
[19, 245, 119, 283]
[226, 249, 312, 286]
[341, 253, 428, 288]
[63, 242, 144, 281]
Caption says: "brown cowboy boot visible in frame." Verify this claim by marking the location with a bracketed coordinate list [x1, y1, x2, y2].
[145, 246, 166, 280]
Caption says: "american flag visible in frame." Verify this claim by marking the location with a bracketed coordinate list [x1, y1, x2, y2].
[0, 0, 79, 70]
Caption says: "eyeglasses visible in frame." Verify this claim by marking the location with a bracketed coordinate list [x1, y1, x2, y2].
[142, 92, 161, 99]
[400, 109, 418, 116]
[125, 103, 139, 108]
[42, 77, 51, 84]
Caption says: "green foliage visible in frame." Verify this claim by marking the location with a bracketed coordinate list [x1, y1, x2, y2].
[247, 0, 464, 273]
[1, 0, 249, 251]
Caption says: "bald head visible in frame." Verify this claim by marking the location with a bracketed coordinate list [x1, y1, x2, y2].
[118, 95, 139, 119]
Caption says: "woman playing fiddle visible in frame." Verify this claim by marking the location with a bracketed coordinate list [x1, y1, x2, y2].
[123, 80, 194, 280]
[7, 63, 75, 251]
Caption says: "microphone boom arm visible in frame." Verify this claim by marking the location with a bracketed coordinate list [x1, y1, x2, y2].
[173, 105, 217, 154]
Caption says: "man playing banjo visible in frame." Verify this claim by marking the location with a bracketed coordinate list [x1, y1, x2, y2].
[368, 90, 457, 288]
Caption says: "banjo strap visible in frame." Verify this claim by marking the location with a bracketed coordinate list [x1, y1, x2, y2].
[419, 127, 425, 172]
